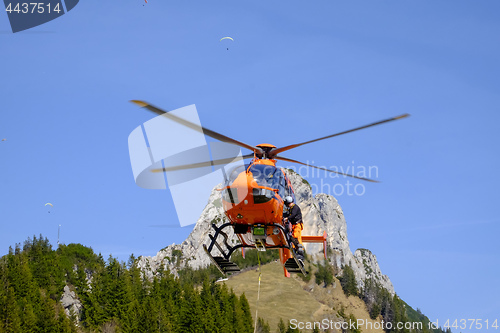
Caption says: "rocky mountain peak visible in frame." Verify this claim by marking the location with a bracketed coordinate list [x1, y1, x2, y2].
[137, 168, 394, 294]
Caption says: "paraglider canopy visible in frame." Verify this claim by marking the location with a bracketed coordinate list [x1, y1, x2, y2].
[45, 202, 53, 213]
[220, 37, 234, 50]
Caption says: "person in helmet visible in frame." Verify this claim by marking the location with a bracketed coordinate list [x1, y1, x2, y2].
[283, 196, 305, 260]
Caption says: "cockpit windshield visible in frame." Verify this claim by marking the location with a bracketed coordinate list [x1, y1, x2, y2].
[223, 163, 288, 197]
[248, 164, 279, 188]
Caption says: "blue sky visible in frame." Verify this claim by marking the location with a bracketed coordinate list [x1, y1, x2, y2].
[1, 0, 499, 328]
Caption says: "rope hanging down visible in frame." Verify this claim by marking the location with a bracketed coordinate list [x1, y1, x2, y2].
[253, 251, 262, 333]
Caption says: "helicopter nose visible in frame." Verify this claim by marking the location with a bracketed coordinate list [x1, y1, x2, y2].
[252, 187, 274, 203]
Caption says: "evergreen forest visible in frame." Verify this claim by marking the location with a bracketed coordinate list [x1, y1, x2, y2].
[0, 235, 451, 333]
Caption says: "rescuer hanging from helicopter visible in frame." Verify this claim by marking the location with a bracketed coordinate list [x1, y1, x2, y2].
[283, 196, 304, 261]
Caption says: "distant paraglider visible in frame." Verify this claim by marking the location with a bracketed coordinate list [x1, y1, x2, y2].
[45, 202, 53, 213]
[1, 139, 6, 142]
[220, 36, 234, 50]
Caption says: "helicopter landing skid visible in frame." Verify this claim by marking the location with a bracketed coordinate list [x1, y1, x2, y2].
[204, 222, 243, 275]
[203, 244, 241, 275]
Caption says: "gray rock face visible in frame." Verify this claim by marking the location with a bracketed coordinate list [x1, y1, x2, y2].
[285, 170, 395, 295]
[60, 285, 82, 321]
[137, 184, 231, 278]
[137, 169, 394, 295]
[353, 248, 394, 293]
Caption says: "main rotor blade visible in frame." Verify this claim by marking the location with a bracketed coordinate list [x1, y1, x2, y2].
[275, 155, 380, 183]
[151, 153, 254, 173]
[130, 100, 263, 154]
[271, 114, 410, 156]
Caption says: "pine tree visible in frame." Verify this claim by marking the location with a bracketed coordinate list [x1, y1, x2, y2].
[36, 296, 58, 333]
[138, 294, 158, 333]
[256, 317, 270, 333]
[0, 260, 8, 329]
[4, 286, 22, 333]
[392, 295, 410, 333]
[179, 282, 204, 332]
[0, 257, 9, 326]
[315, 260, 334, 287]
[158, 272, 181, 331]
[277, 318, 287, 333]
[83, 270, 107, 329]
[239, 293, 254, 333]
[229, 292, 242, 332]
[57, 306, 76, 333]
[216, 283, 235, 333]
[339, 265, 358, 297]
[200, 279, 217, 331]
[20, 298, 37, 333]
[380, 290, 394, 328]
[105, 257, 130, 320]
[121, 299, 141, 333]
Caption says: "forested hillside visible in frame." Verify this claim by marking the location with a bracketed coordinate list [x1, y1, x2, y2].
[0, 235, 258, 333]
[0, 235, 451, 333]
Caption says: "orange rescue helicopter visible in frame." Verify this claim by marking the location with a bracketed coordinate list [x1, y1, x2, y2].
[131, 100, 409, 277]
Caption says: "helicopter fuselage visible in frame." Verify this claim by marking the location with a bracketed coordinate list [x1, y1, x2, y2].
[222, 159, 291, 226]
[217, 155, 326, 276]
